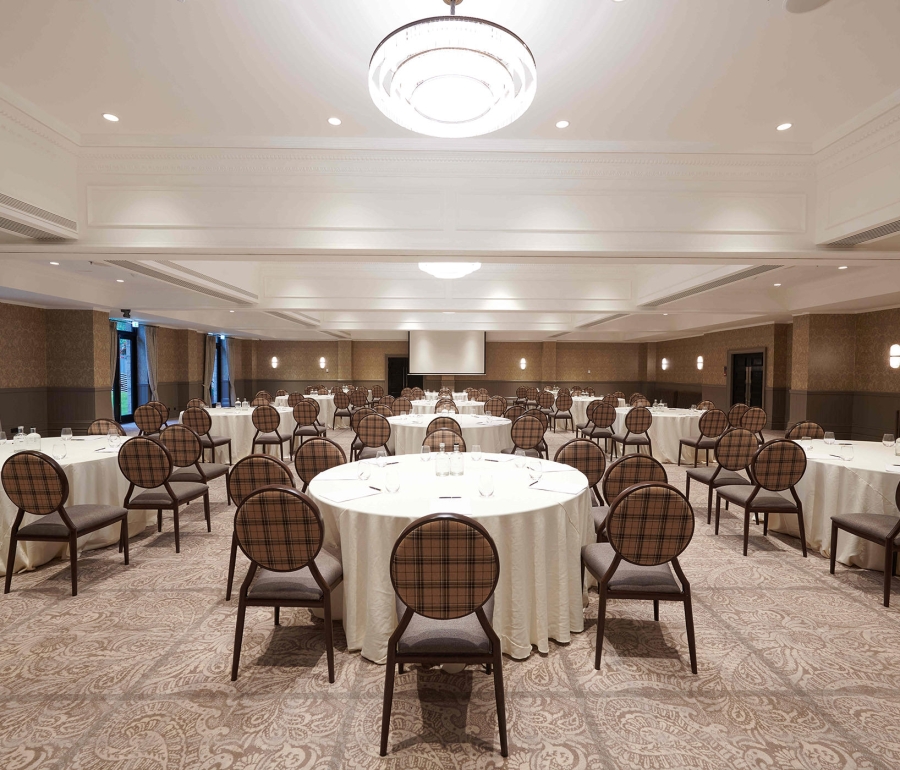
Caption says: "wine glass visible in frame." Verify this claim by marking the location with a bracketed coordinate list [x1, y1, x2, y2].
[840, 444, 855, 462]
[357, 464, 372, 481]
[801, 436, 813, 454]
[52, 441, 67, 461]
[824, 432, 835, 445]
[375, 448, 387, 468]
[471, 444, 482, 462]
[883, 434, 896, 448]
[514, 449, 527, 468]
[527, 460, 543, 485]
[61, 427, 72, 442]
[385, 469, 400, 494]
[478, 473, 494, 498]
[420, 446, 431, 462]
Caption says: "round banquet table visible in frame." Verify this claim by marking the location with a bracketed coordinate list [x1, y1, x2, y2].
[178, 405, 295, 461]
[769, 439, 900, 570]
[410, 399, 484, 416]
[308, 453, 593, 662]
[273, 394, 340, 426]
[0, 436, 151, 577]
[386, 414, 512, 456]
[611, 406, 702, 464]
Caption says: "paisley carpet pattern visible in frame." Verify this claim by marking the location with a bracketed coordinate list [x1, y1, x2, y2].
[1, 426, 898, 769]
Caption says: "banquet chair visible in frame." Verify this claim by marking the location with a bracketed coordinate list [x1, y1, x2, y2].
[276, 389, 288, 397]
[586, 388, 595, 397]
[393, 397, 413, 416]
[401, 387, 413, 399]
[830, 481, 900, 606]
[476, 392, 490, 403]
[349, 407, 375, 461]
[349, 389, 369, 412]
[611, 406, 653, 458]
[434, 399, 459, 414]
[411, 387, 425, 401]
[250, 404, 291, 460]
[685, 426, 754, 526]
[727, 403, 750, 428]
[523, 408, 550, 459]
[678, 407, 729, 467]
[582, 482, 697, 673]
[305, 386, 313, 395]
[224, 454, 294, 600]
[551, 391, 574, 433]
[715, 439, 808, 557]
[182, 406, 233, 464]
[160, 424, 228, 485]
[697, 400, 715, 411]
[2, 451, 129, 596]
[424, 429, 466, 453]
[119, 436, 210, 554]
[87, 418, 127, 437]
[255, 391, 273, 402]
[593, 453, 668, 541]
[538, 391, 555, 422]
[525, 387, 539, 408]
[583, 402, 617, 453]
[287, 392, 304, 407]
[357, 413, 393, 460]
[332, 391, 352, 429]
[305, 395, 329, 433]
[186, 398, 207, 409]
[572, 388, 583, 397]
[501, 415, 543, 458]
[148, 400, 170, 425]
[294, 437, 346, 494]
[555, 439, 607, 540]
[478, 387, 489, 398]
[485, 396, 508, 417]
[514, 386, 528, 406]
[373, 404, 394, 418]
[135, 404, 164, 437]
[629, 393, 645, 405]
[785, 421, 825, 440]
[438, 387, 452, 398]
[380, 513, 507, 757]
[613, 391, 625, 402]
[741, 407, 768, 444]
[632, 397, 651, 408]
[291, 401, 325, 454]
[371, 385, 384, 405]
[231, 487, 343, 683]
[504, 404, 526, 422]
[379, 394, 395, 408]
[426, 416, 462, 438]
[576, 399, 601, 438]
[250, 395, 271, 407]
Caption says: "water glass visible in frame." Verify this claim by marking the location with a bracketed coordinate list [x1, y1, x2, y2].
[357, 464, 372, 481]
[840, 444, 855, 462]
[824, 432, 835, 445]
[107, 429, 119, 449]
[375, 448, 387, 468]
[52, 441, 67, 461]
[801, 436, 813, 454]
[478, 473, 494, 498]
[0, 431, 6, 443]
[527, 460, 543, 485]
[895, 439, 900, 457]
[61, 428, 72, 442]
[420, 446, 431, 462]
[215, 402, 222, 409]
[883, 434, 896, 448]
[514, 449, 527, 469]
[690, 405, 697, 412]
[385, 469, 400, 494]
[471, 444, 482, 462]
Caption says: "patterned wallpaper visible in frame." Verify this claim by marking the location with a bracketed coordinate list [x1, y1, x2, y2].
[46, 310, 96, 388]
[556, 342, 643, 382]
[254, 340, 341, 380]
[482, 341, 545, 381]
[702, 325, 777, 388]
[854, 308, 900, 394]
[187, 331, 205, 383]
[655, 337, 704, 384]
[808, 315, 856, 392]
[93, 311, 112, 389]
[792, 315, 810, 390]
[352, 341, 408, 381]
[0, 301, 47, 388]
[156, 327, 188, 382]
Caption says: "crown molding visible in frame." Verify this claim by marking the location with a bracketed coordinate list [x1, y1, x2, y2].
[814, 100, 900, 178]
[0, 85, 80, 153]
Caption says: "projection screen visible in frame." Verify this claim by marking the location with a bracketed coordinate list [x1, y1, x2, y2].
[408, 331, 486, 375]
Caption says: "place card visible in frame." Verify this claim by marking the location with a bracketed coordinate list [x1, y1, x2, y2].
[529, 477, 585, 495]
[430, 497, 472, 516]
[316, 483, 382, 504]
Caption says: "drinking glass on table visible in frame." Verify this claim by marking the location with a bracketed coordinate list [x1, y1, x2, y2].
[107, 429, 120, 449]
[883, 434, 896, 448]
[840, 444, 855, 462]
[527, 460, 543, 485]
[375, 448, 387, 468]
[478, 473, 494, 498]
[800, 436, 813, 454]
[471, 444, 482, 462]
[52, 441, 66, 461]
[420, 445, 431, 462]
[824, 432, 835, 445]
[357, 463, 371, 481]
[514, 448, 527, 468]
[61, 427, 72, 442]
[385, 469, 400, 494]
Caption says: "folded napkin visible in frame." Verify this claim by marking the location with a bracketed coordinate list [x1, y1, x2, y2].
[319, 468, 364, 481]
[529, 477, 585, 495]
[886, 465, 900, 474]
[484, 455, 515, 463]
[316, 483, 381, 504]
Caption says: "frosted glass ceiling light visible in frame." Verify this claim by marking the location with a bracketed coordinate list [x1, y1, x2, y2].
[369, 0, 536, 138]
[419, 262, 481, 279]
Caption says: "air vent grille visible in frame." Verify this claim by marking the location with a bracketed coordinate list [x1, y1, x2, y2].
[0, 216, 66, 241]
[0, 193, 77, 231]
[158, 260, 257, 300]
[104, 260, 254, 306]
[827, 219, 900, 247]
[639, 265, 782, 308]
[576, 313, 630, 330]
[266, 311, 320, 328]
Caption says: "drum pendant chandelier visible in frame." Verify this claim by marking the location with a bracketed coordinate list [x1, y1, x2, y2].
[368, 0, 537, 138]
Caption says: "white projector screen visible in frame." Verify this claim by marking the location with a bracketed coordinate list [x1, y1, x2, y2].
[409, 331, 486, 375]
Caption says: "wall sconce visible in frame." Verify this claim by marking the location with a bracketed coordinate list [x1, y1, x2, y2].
[520, 358, 527, 370]
[319, 357, 326, 369]
[661, 358, 669, 371]
[271, 356, 279, 369]
[697, 356, 704, 370]
[891, 344, 900, 369]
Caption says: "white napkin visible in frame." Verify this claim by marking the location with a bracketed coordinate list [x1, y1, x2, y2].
[317, 483, 382, 504]
[430, 497, 472, 515]
[885, 464, 900, 474]
[319, 468, 364, 481]
[94, 446, 120, 454]
[529, 477, 585, 495]
[484, 455, 515, 463]
[540, 461, 574, 473]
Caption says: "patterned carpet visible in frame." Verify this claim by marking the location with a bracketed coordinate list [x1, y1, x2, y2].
[1, 425, 898, 769]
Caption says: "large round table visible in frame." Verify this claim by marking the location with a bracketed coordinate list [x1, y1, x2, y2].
[386, 414, 512, 455]
[410, 399, 484, 416]
[611, 406, 702, 464]
[308, 453, 593, 662]
[0, 436, 150, 578]
[273, 394, 340, 427]
[769, 439, 900, 570]
[179, 406, 295, 461]
[569, 397, 626, 429]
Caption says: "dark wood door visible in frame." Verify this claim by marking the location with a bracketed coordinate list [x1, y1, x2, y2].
[387, 357, 423, 396]
[730, 352, 764, 407]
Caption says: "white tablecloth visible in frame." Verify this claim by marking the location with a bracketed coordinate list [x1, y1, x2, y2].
[179, 406, 295, 461]
[611, 407, 702, 463]
[308, 453, 592, 662]
[0, 437, 151, 577]
[274, 395, 341, 427]
[410, 399, 484, 416]
[386, 414, 513, 456]
[769, 440, 900, 570]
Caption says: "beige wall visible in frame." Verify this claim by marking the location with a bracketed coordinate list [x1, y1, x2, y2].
[353, 341, 408, 381]
[655, 337, 704, 385]
[702, 325, 778, 388]
[808, 315, 857, 391]
[556, 342, 644, 382]
[254, 340, 341, 380]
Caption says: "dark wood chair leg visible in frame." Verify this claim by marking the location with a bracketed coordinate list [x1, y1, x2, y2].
[274, 606, 280, 626]
[714, 494, 722, 535]
[493, 651, 509, 757]
[743, 507, 750, 556]
[231, 596, 247, 681]
[226, 532, 239, 600]
[4, 529, 18, 594]
[683, 594, 698, 674]
[173, 506, 181, 553]
[68, 532, 79, 596]
[677, 443, 683, 466]
[795, 502, 808, 557]
[228, 441, 232, 465]
[594, 587, 608, 670]
[380, 649, 397, 756]
[829, 522, 839, 574]
[653, 599, 659, 621]
[884, 541, 893, 608]
[204, 494, 211, 532]
[157, 509, 162, 532]
[707, 484, 714, 526]
[121, 517, 130, 565]
[323, 591, 335, 683]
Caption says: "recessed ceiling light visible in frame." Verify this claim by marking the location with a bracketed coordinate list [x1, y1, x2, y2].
[776, 123, 792, 131]
[328, 117, 342, 126]
[663, 313, 668, 316]
[555, 120, 569, 129]
[116, 279, 125, 283]
[774, 283, 782, 287]
[838, 265, 848, 270]
[229, 310, 235, 313]
[49, 261, 59, 266]
[102, 113, 119, 122]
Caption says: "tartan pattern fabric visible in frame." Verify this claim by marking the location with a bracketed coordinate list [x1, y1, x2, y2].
[555, 392, 574, 412]
[603, 454, 668, 503]
[186, 398, 207, 408]
[591, 402, 617, 429]
[607, 484, 695, 566]
[234, 488, 323, 572]
[424, 429, 467, 453]
[350, 408, 375, 434]
[426, 417, 462, 437]
[715, 428, 758, 472]
[741, 407, 767, 433]
[727, 403, 750, 427]
[135, 404, 164, 434]
[698, 400, 715, 411]
[357, 414, 391, 449]
[252, 405, 281, 433]
[504, 405, 526, 422]
[227, 455, 294, 507]
[276, 390, 288, 397]
[333, 391, 351, 410]
[294, 438, 346, 487]
[752, 439, 807, 491]
[438, 388, 452, 397]
[393, 397, 413, 415]
[255, 391, 273, 400]
[476, 392, 489, 403]
[288, 393, 304, 407]
[511, 415, 544, 451]
[411, 388, 425, 400]
[350, 389, 368, 408]
[87, 418, 126, 437]
[250, 396, 271, 407]
[1, 451, 67, 515]
[401, 388, 412, 398]
[182, 407, 212, 436]
[554, 439, 606, 487]
[485, 396, 508, 416]
[584, 400, 602, 423]
[373, 385, 385, 399]
[785, 421, 825, 440]
[515, 387, 527, 400]
[148, 401, 169, 420]
[629, 393, 645, 404]
[523, 408, 549, 432]
[537, 392, 554, 410]
[380, 395, 395, 407]
[572, 388, 583, 397]
[305, 386, 313, 395]
[391, 517, 498, 620]
[159, 425, 202, 468]
[478, 388, 489, 396]
[698, 409, 729, 438]
[558, 388, 570, 395]
[585, 388, 595, 396]
[613, 391, 625, 400]
[305, 398, 321, 417]
[434, 400, 458, 414]
[118, 437, 172, 489]
[374, 404, 394, 417]
[525, 387, 539, 402]
[292, 401, 318, 427]
[625, 406, 652, 434]
[632, 397, 651, 408]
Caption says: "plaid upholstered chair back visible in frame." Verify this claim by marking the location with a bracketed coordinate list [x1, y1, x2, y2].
[607, 482, 695, 567]
[288, 392, 304, 407]
[434, 399, 458, 414]
[251, 404, 281, 434]
[294, 438, 346, 488]
[727, 403, 749, 427]
[537, 392, 554, 410]
[227, 455, 294, 507]
[555, 392, 574, 411]
[424, 429, 466, 453]
[592, 402, 617, 429]
[613, 391, 625, 400]
[1, 451, 68, 515]
[159, 425, 202, 468]
[276, 389, 288, 397]
[358, 414, 391, 449]
[465, 388, 476, 399]
[118, 437, 173, 489]
[625, 406, 652, 434]
[476, 392, 489, 403]
[390, 513, 499, 620]
[525, 387, 539, 402]
[426, 416, 462, 437]
[182, 406, 212, 436]
[439, 388, 452, 398]
[714, 428, 758, 472]
[572, 388, 583, 397]
[604, 393, 616, 404]
[516, 386, 527, 400]
[401, 388, 412, 398]
[697, 400, 715, 411]
[511, 415, 544, 451]
[373, 385, 385, 400]
[478, 388, 489, 397]
[485, 396, 507, 416]
[374, 404, 394, 418]
[504, 404, 526, 422]
[393, 397, 413, 415]
[292, 401, 317, 427]
[751, 440, 807, 492]
[250, 395, 271, 407]
[148, 401, 169, 421]
[585, 388, 595, 397]
[558, 387, 570, 396]
[523, 408, 549, 432]
[305, 386, 313, 395]
[629, 393, 644, 405]
[350, 407, 375, 434]
[554, 439, 606, 487]
[234, 487, 324, 572]
[305, 398, 322, 418]
[632, 397, 651, 408]
[784, 421, 825, 440]
[741, 407, 767, 434]
[186, 398, 207, 409]
[698, 409, 729, 439]
[603, 453, 667, 503]
[380, 395, 395, 407]
[135, 404, 164, 435]
[87, 418, 126, 437]
[255, 391, 273, 401]
[411, 388, 425, 400]
[333, 390, 351, 410]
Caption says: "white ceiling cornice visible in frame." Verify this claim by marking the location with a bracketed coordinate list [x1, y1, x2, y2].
[814, 99, 900, 178]
[0, 85, 80, 153]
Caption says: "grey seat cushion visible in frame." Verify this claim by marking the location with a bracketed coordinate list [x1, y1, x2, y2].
[395, 595, 495, 655]
[586, 426, 613, 439]
[129, 482, 208, 507]
[18, 505, 127, 539]
[351, 437, 363, 451]
[170, 463, 229, 483]
[685, 466, 749, 487]
[247, 549, 343, 602]
[592, 505, 609, 533]
[831, 513, 900, 545]
[612, 432, 650, 445]
[254, 434, 287, 445]
[199, 434, 231, 448]
[582, 543, 682, 594]
[293, 425, 320, 437]
[681, 436, 718, 449]
[717, 485, 797, 511]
